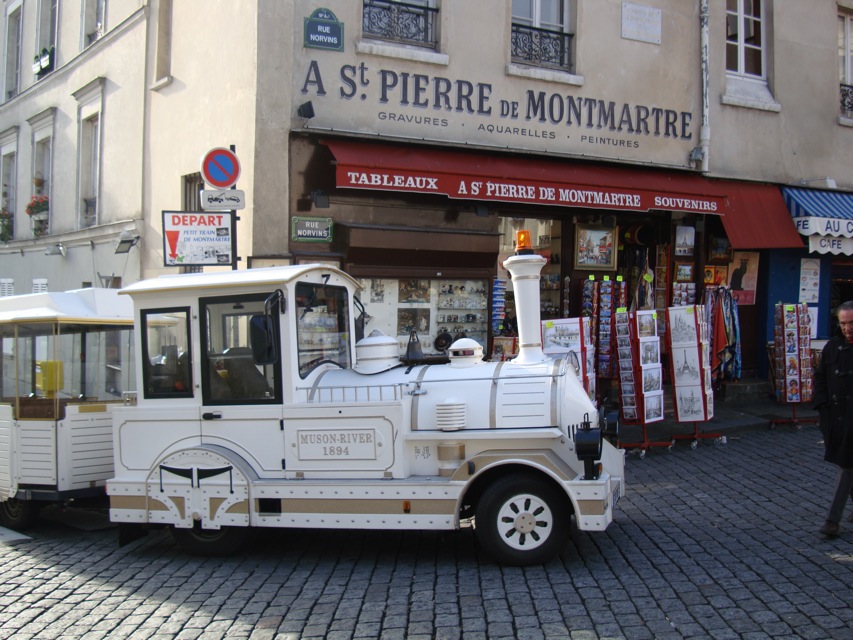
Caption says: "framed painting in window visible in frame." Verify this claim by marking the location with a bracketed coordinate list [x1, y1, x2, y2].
[573, 224, 618, 271]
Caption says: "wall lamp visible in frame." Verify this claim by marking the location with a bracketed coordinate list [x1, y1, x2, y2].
[310, 189, 330, 209]
[115, 230, 140, 254]
[45, 243, 65, 257]
[297, 101, 315, 119]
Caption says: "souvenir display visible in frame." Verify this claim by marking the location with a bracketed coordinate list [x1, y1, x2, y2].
[772, 303, 813, 403]
[491, 279, 507, 335]
[580, 278, 599, 361]
[666, 305, 714, 422]
[542, 317, 595, 401]
[598, 279, 614, 377]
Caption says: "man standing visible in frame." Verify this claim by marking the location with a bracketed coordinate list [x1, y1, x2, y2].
[813, 300, 853, 537]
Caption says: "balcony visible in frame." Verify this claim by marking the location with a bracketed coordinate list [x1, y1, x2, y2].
[841, 83, 853, 118]
[511, 23, 573, 71]
[362, 0, 438, 49]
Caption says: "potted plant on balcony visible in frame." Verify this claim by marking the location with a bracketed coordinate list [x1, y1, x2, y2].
[26, 195, 49, 219]
[39, 47, 51, 69]
[32, 54, 42, 75]
[0, 208, 12, 243]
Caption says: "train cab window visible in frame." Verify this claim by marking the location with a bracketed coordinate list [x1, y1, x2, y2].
[296, 282, 352, 378]
[200, 294, 281, 405]
[141, 308, 193, 399]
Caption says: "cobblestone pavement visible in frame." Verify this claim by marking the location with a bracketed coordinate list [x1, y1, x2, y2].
[1, 424, 851, 640]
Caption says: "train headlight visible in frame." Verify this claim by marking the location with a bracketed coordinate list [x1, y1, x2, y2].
[574, 413, 603, 480]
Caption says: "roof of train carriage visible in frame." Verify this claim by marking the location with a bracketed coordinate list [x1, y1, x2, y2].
[0, 288, 134, 325]
[118, 264, 362, 297]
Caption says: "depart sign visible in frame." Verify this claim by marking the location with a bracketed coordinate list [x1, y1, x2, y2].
[162, 211, 234, 267]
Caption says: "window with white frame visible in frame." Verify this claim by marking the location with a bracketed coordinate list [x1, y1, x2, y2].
[80, 114, 99, 228]
[28, 108, 54, 237]
[1, 150, 16, 215]
[83, 0, 106, 46]
[726, 0, 764, 79]
[35, 0, 58, 74]
[4, 1, 22, 101]
[0, 127, 15, 242]
[73, 78, 103, 229]
[840, 12, 853, 117]
[32, 278, 48, 293]
[0, 278, 13, 296]
[511, 0, 572, 71]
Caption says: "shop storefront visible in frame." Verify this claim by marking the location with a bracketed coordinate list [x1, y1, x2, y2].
[782, 187, 853, 339]
[283, 135, 803, 394]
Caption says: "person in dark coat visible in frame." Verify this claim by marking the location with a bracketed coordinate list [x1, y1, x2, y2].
[813, 300, 853, 537]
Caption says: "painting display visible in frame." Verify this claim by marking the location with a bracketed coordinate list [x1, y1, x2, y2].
[727, 251, 759, 305]
[574, 224, 618, 270]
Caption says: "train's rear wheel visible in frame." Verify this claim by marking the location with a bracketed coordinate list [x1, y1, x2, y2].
[0, 498, 39, 530]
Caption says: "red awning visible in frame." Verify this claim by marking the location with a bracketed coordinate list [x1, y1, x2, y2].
[715, 181, 803, 249]
[323, 139, 803, 249]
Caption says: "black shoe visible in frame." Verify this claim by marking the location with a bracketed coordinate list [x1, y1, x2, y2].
[820, 520, 840, 537]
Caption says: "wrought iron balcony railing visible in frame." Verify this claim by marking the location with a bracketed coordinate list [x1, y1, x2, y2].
[511, 23, 573, 71]
[363, 0, 438, 48]
[841, 83, 853, 117]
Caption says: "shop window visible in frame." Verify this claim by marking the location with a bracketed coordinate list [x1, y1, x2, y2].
[358, 277, 489, 356]
[511, 0, 573, 71]
[201, 294, 281, 404]
[497, 217, 564, 324]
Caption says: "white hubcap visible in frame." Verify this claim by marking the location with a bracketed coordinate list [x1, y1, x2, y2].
[496, 492, 553, 550]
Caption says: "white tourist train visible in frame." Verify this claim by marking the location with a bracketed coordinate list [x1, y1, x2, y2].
[107, 232, 624, 565]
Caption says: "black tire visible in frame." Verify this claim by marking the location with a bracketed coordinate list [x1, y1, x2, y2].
[0, 498, 40, 530]
[170, 524, 251, 557]
[475, 473, 570, 566]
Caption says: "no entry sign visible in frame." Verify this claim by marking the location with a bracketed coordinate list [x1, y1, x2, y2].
[201, 147, 241, 189]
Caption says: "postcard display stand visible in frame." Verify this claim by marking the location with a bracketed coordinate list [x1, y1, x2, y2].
[666, 305, 722, 448]
[769, 303, 817, 429]
[615, 310, 669, 458]
[542, 317, 596, 402]
[589, 277, 628, 382]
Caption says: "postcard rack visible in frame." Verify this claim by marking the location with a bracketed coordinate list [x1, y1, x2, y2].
[767, 303, 818, 430]
[616, 309, 669, 458]
[666, 305, 722, 448]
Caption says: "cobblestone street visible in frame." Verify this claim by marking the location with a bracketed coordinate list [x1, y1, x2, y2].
[1, 424, 851, 639]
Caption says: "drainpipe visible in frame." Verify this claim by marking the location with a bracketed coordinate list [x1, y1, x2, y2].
[699, 0, 710, 172]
